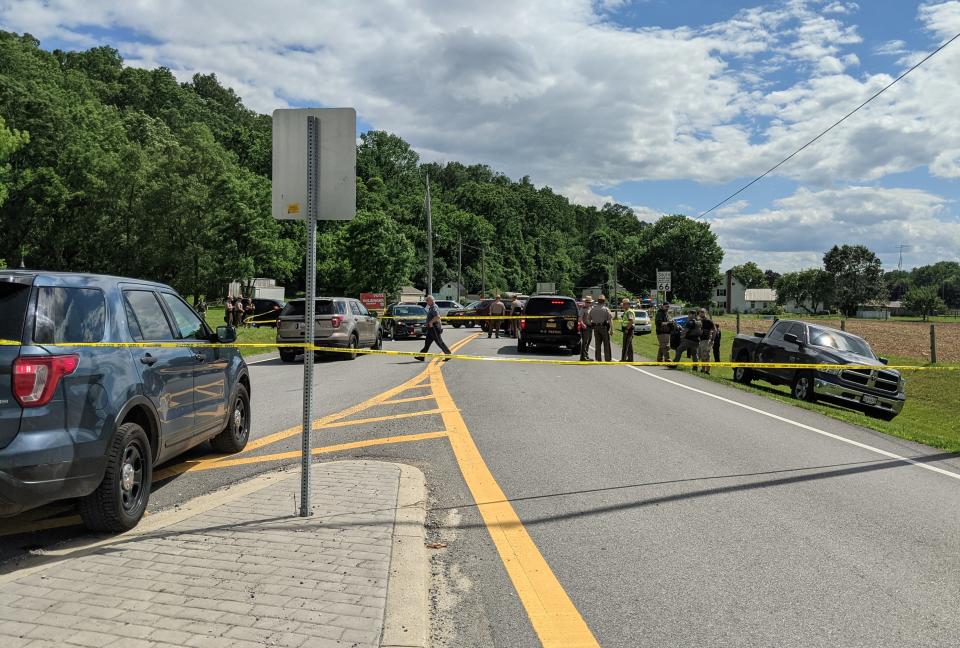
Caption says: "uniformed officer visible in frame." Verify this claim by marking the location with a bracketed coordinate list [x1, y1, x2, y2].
[578, 296, 594, 361]
[245, 298, 255, 327]
[509, 295, 522, 338]
[589, 295, 613, 362]
[654, 302, 672, 363]
[488, 295, 506, 339]
[620, 298, 635, 362]
[224, 296, 235, 327]
[415, 295, 451, 361]
[698, 308, 716, 374]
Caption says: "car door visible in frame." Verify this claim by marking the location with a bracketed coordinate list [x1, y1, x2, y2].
[159, 292, 228, 436]
[122, 289, 197, 448]
[755, 320, 787, 380]
[781, 322, 808, 367]
[355, 300, 377, 344]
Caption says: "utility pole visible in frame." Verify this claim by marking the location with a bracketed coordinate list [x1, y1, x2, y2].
[897, 243, 908, 271]
[425, 175, 433, 297]
[481, 247, 486, 297]
[457, 232, 462, 303]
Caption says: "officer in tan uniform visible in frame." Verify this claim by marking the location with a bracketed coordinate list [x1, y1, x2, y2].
[588, 295, 613, 362]
[488, 295, 506, 338]
[578, 296, 593, 361]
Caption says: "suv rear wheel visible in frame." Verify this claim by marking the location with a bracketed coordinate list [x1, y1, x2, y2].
[345, 334, 359, 360]
[279, 349, 297, 363]
[210, 384, 250, 453]
[79, 422, 152, 532]
[372, 331, 383, 350]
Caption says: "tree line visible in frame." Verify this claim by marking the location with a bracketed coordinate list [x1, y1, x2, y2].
[0, 32, 725, 304]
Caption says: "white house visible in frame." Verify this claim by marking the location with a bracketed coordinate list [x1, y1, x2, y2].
[436, 282, 466, 302]
[713, 269, 819, 313]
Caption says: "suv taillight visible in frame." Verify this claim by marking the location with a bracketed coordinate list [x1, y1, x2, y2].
[520, 319, 526, 330]
[331, 315, 343, 328]
[12, 355, 79, 408]
[577, 321, 582, 332]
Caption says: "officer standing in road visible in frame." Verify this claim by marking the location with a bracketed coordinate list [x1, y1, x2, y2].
[620, 298, 635, 363]
[589, 295, 613, 362]
[655, 302, 672, 363]
[578, 296, 594, 361]
[415, 295, 451, 361]
[488, 295, 506, 339]
[698, 308, 716, 374]
[509, 295, 522, 338]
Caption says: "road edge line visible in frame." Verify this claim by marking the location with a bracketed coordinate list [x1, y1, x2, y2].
[381, 462, 430, 648]
[628, 365, 960, 482]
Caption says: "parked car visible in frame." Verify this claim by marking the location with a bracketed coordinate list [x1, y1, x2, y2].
[449, 300, 481, 328]
[633, 309, 652, 335]
[0, 271, 250, 530]
[518, 296, 581, 354]
[730, 319, 905, 420]
[382, 304, 428, 339]
[277, 297, 382, 362]
[417, 300, 463, 317]
[247, 298, 286, 327]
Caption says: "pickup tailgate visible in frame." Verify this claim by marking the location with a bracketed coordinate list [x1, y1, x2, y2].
[0, 279, 31, 449]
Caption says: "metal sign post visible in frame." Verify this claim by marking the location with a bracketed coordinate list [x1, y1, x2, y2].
[272, 107, 356, 518]
[299, 115, 319, 517]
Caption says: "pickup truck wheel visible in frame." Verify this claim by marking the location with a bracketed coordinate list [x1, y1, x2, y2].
[452, 322, 462, 329]
[733, 358, 753, 384]
[79, 422, 152, 532]
[792, 371, 816, 402]
[871, 410, 898, 422]
[210, 384, 250, 453]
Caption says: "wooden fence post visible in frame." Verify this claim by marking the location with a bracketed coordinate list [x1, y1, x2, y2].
[736, 312, 740, 334]
[930, 324, 937, 364]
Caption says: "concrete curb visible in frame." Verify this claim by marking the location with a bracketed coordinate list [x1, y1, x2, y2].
[381, 463, 430, 648]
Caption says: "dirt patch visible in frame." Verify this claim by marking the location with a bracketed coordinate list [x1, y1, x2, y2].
[717, 316, 959, 363]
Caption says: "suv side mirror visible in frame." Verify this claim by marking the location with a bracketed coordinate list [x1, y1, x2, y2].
[878, 357, 889, 365]
[216, 325, 237, 344]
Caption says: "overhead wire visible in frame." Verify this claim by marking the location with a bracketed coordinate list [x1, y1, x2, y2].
[698, 30, 960, 219]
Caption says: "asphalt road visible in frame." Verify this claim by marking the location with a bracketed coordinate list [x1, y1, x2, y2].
[2, 327, 960, 647]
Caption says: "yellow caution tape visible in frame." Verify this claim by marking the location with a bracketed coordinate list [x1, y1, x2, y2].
[0, 338, 955, 371]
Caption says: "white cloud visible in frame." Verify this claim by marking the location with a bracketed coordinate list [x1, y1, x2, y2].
[874, 39, 909, 55]
[711, 185, 960, 271]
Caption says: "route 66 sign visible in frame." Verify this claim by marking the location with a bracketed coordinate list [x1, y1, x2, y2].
[656, 271, 671, 293]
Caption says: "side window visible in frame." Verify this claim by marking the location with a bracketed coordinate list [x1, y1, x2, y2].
[350, 301, 362, 316]
[124, 291, 174, 341]
[160, 293, 206, 340]
[336, 301, 347, 315]
[786, 323, 806, 341]
[33, 287, 106, 343]
[765, 321, 787, 341]
[357, 302, 370, 316]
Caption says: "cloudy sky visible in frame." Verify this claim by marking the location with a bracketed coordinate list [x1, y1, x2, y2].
[2, 0, 959, 271]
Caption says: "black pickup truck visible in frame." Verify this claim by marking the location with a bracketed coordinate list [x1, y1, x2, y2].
[730, 319, 905, 421]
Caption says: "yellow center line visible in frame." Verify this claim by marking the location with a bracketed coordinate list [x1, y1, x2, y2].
[429, 358, 600, 646]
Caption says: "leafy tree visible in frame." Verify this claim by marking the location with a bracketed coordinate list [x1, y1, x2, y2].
[823, 244, 885, 317]
[883, 269, 911, 302]
[763, 269, 781, 289]
[775, 268, 833, 313]
[902, 286, 946, 321]
[343, 209, 416, 297]
[637, 215, 723, 303]
[0, 114, 28, 206]
[731, 261, 766, 288]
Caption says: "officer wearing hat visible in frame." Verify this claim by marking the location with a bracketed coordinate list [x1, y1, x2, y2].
[588, 295, 613, 362]
[578, 295, 594, 361]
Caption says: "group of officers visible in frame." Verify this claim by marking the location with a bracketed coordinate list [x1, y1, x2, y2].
[578, 297, 721, 368]
[223, 296, 256, 327]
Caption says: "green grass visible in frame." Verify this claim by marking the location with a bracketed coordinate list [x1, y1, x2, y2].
[613, 328, 960, 453]
[204, 307, 279, 358]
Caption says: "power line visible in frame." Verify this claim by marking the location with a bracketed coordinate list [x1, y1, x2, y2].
[698, 30, 960, 219]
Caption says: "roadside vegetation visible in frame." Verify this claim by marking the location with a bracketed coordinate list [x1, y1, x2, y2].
[612, 324, 960, 453]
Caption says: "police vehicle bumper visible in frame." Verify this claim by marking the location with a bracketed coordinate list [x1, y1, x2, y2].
[276, 330, 352, 352]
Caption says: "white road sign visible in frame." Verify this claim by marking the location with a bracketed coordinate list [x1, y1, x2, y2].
[536, 282, 556, 294]
[656, 271, 672, 293]
[272, 107, 356, 221]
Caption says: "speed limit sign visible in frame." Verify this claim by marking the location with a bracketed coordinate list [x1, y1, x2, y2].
[656, 270, 671, 293]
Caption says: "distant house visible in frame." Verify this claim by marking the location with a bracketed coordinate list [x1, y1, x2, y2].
[436, 282, 466, 302]
[713, 269, 817, 313]
[581, 283, 628, 299]
[398, 285, 424, 303]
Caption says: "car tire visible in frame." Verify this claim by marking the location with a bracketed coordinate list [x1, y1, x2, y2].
[372, 331, 383, 350]
[345, 334, 359, 360]
[792, 371, 816, 402]
[210, 384, 251, 454]
[518, 338, 527, 353]
[733, 354, 753, 384]
[279, 349, 297, 363]
[79, 422, 152, 532]
[452, 322, 462, 329]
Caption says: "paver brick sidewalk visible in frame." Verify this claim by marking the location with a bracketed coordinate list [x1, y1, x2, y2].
[0, 461, 407, 648]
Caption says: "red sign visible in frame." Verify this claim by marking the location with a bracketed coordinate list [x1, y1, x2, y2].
[360, 292, 386, 311]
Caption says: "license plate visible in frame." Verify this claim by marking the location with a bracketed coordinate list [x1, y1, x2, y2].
[545, 322, 557, 329]
[862, 394, 878, 405]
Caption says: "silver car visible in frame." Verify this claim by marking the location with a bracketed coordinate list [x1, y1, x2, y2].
[634, 309, 653, 335]
[277, 297, 382, 362]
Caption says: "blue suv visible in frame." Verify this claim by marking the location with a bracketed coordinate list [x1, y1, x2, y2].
[0, 271, 250, 531]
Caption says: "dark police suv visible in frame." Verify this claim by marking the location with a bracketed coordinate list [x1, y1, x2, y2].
[0, 271, 250, 531]
[518, 296, 581, 354]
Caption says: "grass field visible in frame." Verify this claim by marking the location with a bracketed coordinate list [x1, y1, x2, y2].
[612, 322, 960, 453]
[204, 307, 278, 357]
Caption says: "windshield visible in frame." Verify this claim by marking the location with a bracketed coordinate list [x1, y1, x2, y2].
[394, 306, 426, 317]
[808, 327, 875, 358]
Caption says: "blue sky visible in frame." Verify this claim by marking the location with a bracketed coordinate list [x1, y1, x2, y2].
[2, 0, 959, 271]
